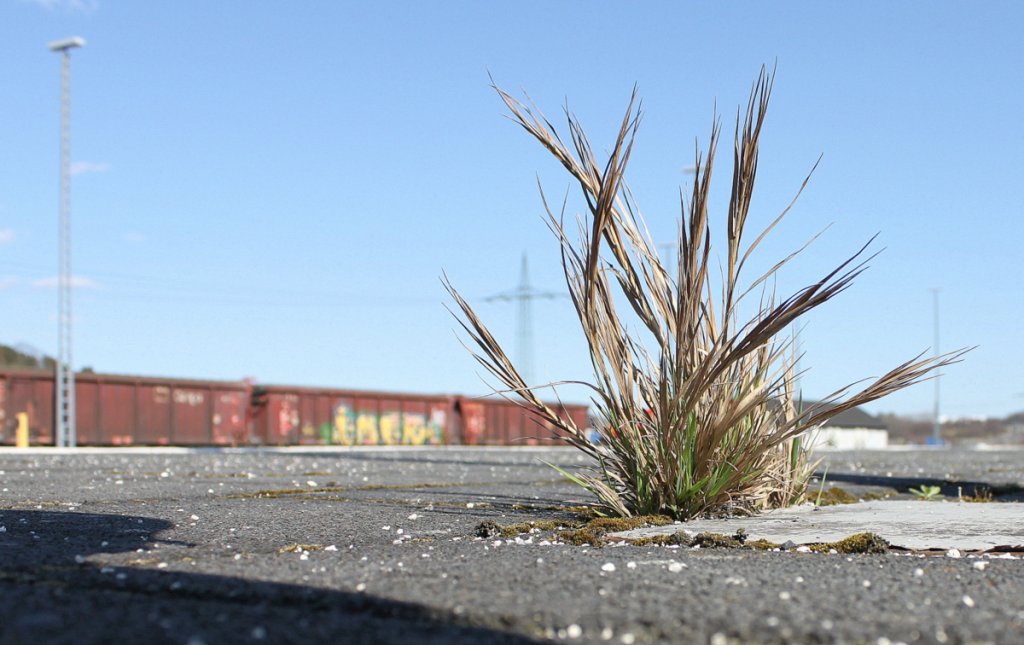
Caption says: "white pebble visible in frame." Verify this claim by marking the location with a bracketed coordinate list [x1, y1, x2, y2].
[668, 562, 686, 573]
[356, 583, 366, 592]
[325, 545, 338, 552]
[946, 548, 962, 558]
[601, 562, 616, 572]
[307, 481, 317, 487]
[626, 561, 637, 570]
[621, 634, 635, 645]
[972, 561, 988, 571]
[567, 624, 582, 639]
[962, 595, 975, 608]
[862, 580, 871, 588]
[914, 568, 924, 577]
[408, 513, 419, 520]
[779, 591, 791, 600]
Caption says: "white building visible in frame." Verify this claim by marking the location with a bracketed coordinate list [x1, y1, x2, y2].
[804, 404, 889, 451]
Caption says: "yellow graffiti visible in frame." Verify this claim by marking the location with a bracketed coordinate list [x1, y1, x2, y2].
[301, 423, 317, 440]
[329, 405, 446, 447]
[402, 414, 426, 444]
[356, 412, 378, 445]
[401, 414, 435, 445]
[379, 412, 401, 445]
[333, 405, 355, 445]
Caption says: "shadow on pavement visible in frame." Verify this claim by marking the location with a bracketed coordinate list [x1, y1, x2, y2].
[818, 471, 1024, 500]
[0, 509, 541, 644]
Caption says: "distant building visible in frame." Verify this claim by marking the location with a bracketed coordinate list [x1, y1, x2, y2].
[803, 404, 889, 450]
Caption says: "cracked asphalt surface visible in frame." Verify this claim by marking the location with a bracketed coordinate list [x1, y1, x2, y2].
[1, 447, 1022, 644]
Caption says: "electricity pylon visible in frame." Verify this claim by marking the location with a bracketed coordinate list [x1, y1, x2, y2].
[484, 253, 562, 385]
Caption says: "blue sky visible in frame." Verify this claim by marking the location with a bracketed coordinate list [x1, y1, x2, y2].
[2, 1, 1021, 419]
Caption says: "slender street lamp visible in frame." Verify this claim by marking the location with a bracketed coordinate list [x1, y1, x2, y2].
[931, 288, 941, 445]
[49, 36, 85, 448]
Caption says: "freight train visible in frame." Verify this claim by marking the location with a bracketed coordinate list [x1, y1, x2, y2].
[0, 368, 588, 447]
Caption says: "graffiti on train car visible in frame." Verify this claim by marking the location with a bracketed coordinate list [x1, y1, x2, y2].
[401, 410, 446, 445]
[331, 402, 356, 444]
[326, 402, 445, 446]
[173, 390, 206, 406]
[277, 395, 300, 438]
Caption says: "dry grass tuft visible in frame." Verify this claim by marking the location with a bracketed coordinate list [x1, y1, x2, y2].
[446, 67, 969, 520]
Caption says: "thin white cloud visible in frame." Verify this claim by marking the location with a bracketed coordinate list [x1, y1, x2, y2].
[122, 231, 146, 243]
[20, 0, 98, 13]
[70, 161, 110, 176]
[0, 277, 18, 290]
[0, 229, 13, 244]
[31, 275, 100, 289]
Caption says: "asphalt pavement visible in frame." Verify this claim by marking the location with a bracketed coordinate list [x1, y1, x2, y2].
[1, 446, 1022, 644]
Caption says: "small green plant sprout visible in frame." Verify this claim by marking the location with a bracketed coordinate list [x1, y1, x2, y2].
[910, 485, 942, 500]
[445, 66, 970, 520]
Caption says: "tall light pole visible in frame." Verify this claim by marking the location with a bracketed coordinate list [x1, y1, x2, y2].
[49, 36, 85, 448]
[931, 287, 941, 445]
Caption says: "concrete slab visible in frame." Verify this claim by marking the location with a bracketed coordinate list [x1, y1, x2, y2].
[613, 501, 1024, 551]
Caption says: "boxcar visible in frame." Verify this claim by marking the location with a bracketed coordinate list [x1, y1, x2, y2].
[249, 384, 455, 446]
[0, 368, 249, 446]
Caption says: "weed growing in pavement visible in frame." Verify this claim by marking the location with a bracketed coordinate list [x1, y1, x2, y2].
[962, 486, 994, 503]
[910, 485, 942, 500]
[446, 67, 969, 520]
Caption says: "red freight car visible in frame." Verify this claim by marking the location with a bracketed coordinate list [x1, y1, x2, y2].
[0, 369, 249, 446]
[249, 384, 455, 446]
[456, 397, 584, 446]
[0, 368, 588, 447]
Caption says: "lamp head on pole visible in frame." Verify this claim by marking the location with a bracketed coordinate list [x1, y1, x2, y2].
[48, 37, 86, 52]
